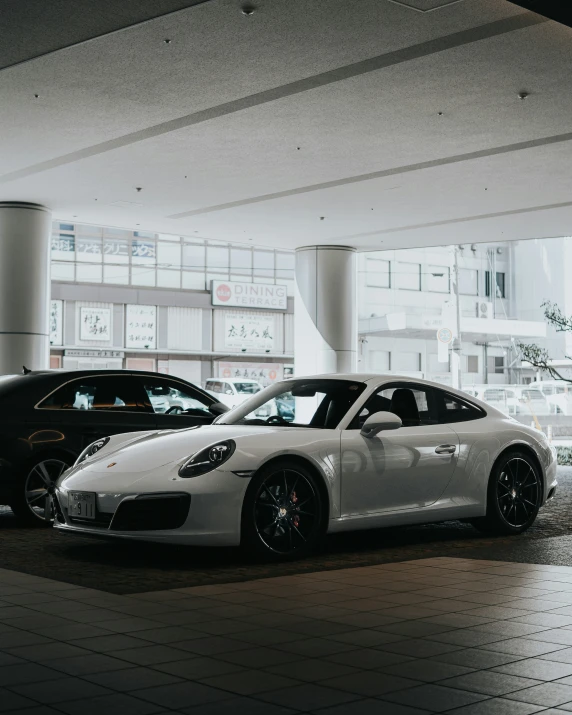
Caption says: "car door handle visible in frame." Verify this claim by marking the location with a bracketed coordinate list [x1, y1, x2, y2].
[435, 444, 456, 455]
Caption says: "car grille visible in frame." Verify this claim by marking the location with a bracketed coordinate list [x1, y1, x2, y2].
[110, 493, 191, 531]
[68, 511, 113, 528]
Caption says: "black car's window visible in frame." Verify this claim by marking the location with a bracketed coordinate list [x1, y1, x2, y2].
[436, 390, 485, 424]
[39, 376, 146, 412]
[141, 377, 213, 416]
[351, 383, 438, 429]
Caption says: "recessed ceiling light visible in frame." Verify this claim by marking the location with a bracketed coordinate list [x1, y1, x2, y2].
[164, 38, 172, 44]
[518, 91, 529, 100]
[241, 3, 256, 15]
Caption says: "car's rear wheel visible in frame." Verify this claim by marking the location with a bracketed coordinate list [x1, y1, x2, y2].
[470, 450, 542, 535]
[9, 457, 72, 526]
[242, 461, 326, 560]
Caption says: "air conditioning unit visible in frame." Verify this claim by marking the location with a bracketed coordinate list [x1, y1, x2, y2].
[475, 301, 493, 319]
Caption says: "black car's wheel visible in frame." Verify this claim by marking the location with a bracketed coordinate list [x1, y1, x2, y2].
[10, 457, 72, 526]
[471, 450, 542, 535]
[242, 461, 326, 560]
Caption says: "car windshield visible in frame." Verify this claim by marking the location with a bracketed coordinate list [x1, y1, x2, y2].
[215, 378, 366, 428]
[234, 382, 261, 394]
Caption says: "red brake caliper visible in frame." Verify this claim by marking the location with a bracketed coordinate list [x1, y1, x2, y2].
[291, 491, 300, 527]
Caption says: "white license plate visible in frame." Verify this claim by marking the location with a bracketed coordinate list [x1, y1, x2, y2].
[68, 491, 96, 519]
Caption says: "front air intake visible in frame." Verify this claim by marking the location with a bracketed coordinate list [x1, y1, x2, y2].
[110, 493, 191, 531]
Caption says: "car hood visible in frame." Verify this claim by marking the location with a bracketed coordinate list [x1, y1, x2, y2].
[68, 424, 300, 475]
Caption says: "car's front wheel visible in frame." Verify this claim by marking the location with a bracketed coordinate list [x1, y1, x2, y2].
[241, 461, 326, 560]
[10, 457, 72, 526]
[470, 450, 542, 535]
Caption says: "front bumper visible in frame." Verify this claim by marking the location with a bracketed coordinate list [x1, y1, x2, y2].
[53, 470, 248, 546]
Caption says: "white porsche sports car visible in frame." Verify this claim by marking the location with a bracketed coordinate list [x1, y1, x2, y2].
[54, 374, 558, 559]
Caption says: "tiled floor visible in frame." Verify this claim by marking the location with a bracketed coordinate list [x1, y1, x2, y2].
[6, 558, 572, 713]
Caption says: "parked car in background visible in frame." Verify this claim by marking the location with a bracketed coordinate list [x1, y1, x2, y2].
[0, 370, 227, 525]
[513, 386, 553, 416]
[204, 378, 263, 410]
[463, 386, 520, 416]
[537, 381, 572, 415]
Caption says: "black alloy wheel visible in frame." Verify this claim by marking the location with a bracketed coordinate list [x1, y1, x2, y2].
[10, 457, 72, 526]
[242, 461, 325, 559]
[471, 450, 542, 535]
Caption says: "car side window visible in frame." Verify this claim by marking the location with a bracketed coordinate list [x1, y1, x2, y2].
[39, 376, 145, 412]
[141, 377, 213, 416]
[222, 382, 234, 395]
[435, 390, 485, 424]
[207, 380, 222, 394]
[351, 383, 438, 429]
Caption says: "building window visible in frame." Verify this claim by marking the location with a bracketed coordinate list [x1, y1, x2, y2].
[459, 268, 478, 295]
[59, 223, 74, 232]
[365, 258, 391, 288]
[467, 355, 479, 373]
[488, 356, 505, 374]
[427, 266, 449, 293]
[496, 272, 506, 298]
[397, 352, 422, 372]
[395, 262, 421, 291]
[485, 271, 491, 297]
[369, 350, 390, 371]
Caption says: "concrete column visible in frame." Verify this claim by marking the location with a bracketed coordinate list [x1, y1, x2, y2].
[0, 202, 52, 374]
[295, 246, 357, 376]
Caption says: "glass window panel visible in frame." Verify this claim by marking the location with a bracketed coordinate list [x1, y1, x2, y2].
[366, 258, 391, 288]
[230, 248, 251, 270]
[76, 264, 103, 283]
[459, 268, 478, 295]
[157, 269, 181, 288]
[467, 355, 479, 373]
[395, 262, 420, 290]
[427, 265, 449, 293]
[157, 241, 181, 268]
[207, 245, 228, 269]
[182, 271, 206, 290]
[253, 272, 274, 282]
[76, 237, 102, 262]
[52, 262, 75, 281]
[206, 272, 229, 285]
[253, 250, 274, 270]
[132, 239, 156, 264]
[59, 223, 74, 231]
[103, 264, 129, 284]
[182, 242, 205, 270]
[51, 234, 75, 261]
[134, 230, 155, 238]
[104, 227, 130, 237]
[131, 264, 156, 286]
[496, 272, 506, 298]
[103, 238, 129, 263]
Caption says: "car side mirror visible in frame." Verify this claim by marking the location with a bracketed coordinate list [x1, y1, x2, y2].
[209, 401, 229, 415]
[360, 411, 402, 438]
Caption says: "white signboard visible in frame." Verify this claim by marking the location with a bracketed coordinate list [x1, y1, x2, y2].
[80, 308, 111, 341]
[212, 281, 287, 310]
[217, 362, 283, 387]
[50, 300, 63, 345]
[224, 312, 275, 352]
[125, 305, 156, 349]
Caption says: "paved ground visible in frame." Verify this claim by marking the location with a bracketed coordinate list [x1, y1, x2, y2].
[0, 468, 571, 595]
[5, 556, 572, 714]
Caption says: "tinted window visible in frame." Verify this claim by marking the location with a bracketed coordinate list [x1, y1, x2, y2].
[206, 380, 222, 394]
[40, 376, 145, 411]
[436, 391, 484, 424]
[141, 377, 212, 416]
[353, 384, 438, 429]
[234, 382, 261, 394]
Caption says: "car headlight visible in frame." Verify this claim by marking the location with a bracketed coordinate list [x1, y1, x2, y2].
[75, 437, 110, 465]
[178, 440, 235, 478]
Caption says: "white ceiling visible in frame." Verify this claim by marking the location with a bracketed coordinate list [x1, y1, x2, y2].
[1, 0, 571, 251]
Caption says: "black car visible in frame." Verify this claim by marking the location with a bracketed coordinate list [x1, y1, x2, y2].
[0, 370, 227, 524]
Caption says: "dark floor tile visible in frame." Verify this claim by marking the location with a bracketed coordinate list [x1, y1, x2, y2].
[256, 683, 360, 711]
[265, 657, 360, 682]
[181, 695, 297, 714]
[276, 637, 359, 658]
[217, 646, 299, 669]
[6, 643, 92, 662]
[0, 663, 63, 687]
[0, 654, 23, 668]
[126, 626, 205, 644]
[383, 684, 489, 711]
[505, 682, 572, 707]
[327, 629, 405, 647]
[134, 681, 230, 709]
[172, 637, 253, 656]
[68, 634, 151, 652]
[381, 659, 475, 682]
[200, 669, 299, 695]
[0, 633, 51, 649]
[379, 639, 463, 658]
[109, 645, 190, 666]
[443, 697, 545, 714]
[320, 671, 421, 697]
[309, 700, 431, 715]
[0, 688, 37, 713]
[493, 658, 572, 681]
[326, 648, 415, 670]
[84, 666, 183, 691]
[10, 676, 112, 704]
[433, 649, 524, 669]
[439, 671, 542, 696]
[482, 639, 568, 657]
[48, 653, 136, 676]
[55, 693, 165, 715]
[153, 657, 245, 680]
